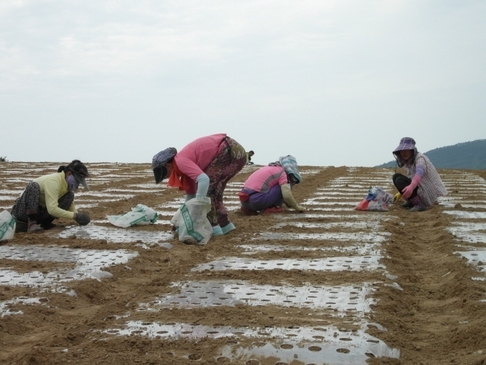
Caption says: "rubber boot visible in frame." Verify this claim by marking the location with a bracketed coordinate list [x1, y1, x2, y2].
[408, 196, 426, 212]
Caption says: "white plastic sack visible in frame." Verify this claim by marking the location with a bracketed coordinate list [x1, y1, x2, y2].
[0, 210, 16, 241]
[107, 204, 158, 228]
[171, 197, 212, 246]
[355, 187, 394, 212]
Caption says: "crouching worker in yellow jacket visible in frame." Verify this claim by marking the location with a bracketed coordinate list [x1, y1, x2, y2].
[11, 160, 91, 233]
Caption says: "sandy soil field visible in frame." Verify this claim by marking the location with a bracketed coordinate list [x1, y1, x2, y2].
[1, 162, 486, 365]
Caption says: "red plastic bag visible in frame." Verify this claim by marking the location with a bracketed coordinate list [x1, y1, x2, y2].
[238, 191, 250, 202]
[355, 199, 370, 211]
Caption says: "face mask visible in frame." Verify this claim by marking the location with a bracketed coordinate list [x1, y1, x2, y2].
[67, 175, 80, 191]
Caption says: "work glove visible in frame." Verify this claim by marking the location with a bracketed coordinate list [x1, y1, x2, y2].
[295, 205, 305, 212]
[281, 184, 305, 212]
[393, 192, 402, 202]
[402, 175, 421, 200]
[75, 212, 91, 226]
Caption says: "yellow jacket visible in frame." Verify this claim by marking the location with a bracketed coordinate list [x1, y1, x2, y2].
[34, 172, 76, 219]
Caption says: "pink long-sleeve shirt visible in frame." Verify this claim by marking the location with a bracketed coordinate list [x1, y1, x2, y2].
[243, 165, 288, 193]
[174, 133, 227, 194]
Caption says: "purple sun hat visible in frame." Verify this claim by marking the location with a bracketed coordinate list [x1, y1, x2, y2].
[392, 137, 418, 167]
[393, 137, 416, 154]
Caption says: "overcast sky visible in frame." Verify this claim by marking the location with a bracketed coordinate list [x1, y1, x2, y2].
[1, 0, 485, 167]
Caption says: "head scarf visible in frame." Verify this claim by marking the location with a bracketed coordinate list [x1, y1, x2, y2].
[269, 155, 302, 186]
[280, 155, 302, 185]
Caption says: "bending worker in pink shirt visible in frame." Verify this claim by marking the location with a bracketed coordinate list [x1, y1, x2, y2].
[152, 133, 247, 236]
[239, 155, 305, 215]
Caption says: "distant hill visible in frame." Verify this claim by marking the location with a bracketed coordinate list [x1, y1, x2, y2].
[376, 139, 486, 170]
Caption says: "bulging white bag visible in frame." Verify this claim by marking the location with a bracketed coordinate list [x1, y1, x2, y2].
[171, 197, 212, 245]
[107, 204, 158, 228]
[0, 210, 16, 241]
[355, 186, 394, 212]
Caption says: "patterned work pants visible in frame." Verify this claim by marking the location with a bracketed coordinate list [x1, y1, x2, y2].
[205, 137, 247, 227]
[392, 173, 418, 200]
[11, 181, 74, 224]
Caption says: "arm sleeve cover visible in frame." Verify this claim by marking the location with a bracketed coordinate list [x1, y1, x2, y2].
[409, 174, 422, 189]
[196, 173, 210, 198]
[281, 183, 299, 210]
